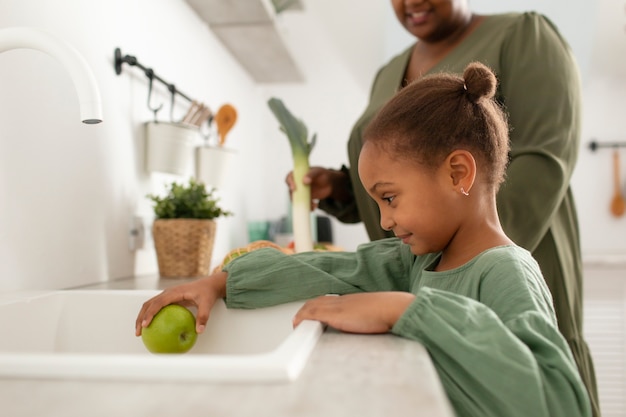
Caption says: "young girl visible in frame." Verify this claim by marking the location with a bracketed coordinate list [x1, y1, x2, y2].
[136, 62, 591, 417]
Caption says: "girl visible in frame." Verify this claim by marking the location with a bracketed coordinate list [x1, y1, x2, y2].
[136, 62, 591, 417]
[285, 4, 599, 414]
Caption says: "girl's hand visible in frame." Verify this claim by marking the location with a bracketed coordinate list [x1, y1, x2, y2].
[293, 292, 415, 334]
[134, 272, 228, 336]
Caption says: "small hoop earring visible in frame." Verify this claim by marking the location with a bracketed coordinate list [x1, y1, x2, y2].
[461, 187, 470, 196]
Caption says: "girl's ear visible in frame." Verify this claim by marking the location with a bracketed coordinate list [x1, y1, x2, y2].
[446, 150, 476, 194]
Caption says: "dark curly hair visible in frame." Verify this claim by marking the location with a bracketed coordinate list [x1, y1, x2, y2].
[362, 62, 510, 189]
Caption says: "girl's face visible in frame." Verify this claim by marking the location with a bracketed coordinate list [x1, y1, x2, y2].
[390, 0, 471, 43]
[358, 143, 462, 256]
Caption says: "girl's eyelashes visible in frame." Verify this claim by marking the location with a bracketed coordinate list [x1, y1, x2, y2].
[382, 195, 395, 205]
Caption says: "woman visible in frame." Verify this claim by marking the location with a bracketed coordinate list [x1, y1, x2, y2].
[287, 1, 599, 415]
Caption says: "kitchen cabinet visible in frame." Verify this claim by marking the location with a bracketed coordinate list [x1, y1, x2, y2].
[185, 0, 304, 83]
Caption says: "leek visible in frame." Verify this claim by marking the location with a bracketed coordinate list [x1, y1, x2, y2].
[268, 97, 316, 253]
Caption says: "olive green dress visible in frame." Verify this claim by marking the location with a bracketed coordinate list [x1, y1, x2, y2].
[318, 12, 599, 416]
[223, 241, 591, 417]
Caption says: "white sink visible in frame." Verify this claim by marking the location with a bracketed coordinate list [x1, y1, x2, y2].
[0, 290, 323, 383]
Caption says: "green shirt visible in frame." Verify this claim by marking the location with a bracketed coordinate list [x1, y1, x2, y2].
[223, 240, 591, 417]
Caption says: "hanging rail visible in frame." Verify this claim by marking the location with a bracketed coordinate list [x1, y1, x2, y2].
[113, 46, 215, 127]
[114, 47, 193, 102]
[589, 139, 626, 152]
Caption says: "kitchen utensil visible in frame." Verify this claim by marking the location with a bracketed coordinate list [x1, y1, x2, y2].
[182, 100, 200, 124]
[187, 103, 204, 125]
[190, 105, 213, 127]
[610, 149, 625, 217]
[215, 104, 237, 146]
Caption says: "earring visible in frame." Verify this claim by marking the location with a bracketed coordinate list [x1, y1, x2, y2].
[461, 187, 470, 196]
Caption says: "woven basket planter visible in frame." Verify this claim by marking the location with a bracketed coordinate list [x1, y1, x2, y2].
[152, 219, 216, 278]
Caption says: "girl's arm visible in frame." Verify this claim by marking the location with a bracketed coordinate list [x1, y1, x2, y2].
[293, 292, 415, 333]
[223, 239, 417, 309]
[393, 287, 591, 417]
[135, 238, 417, 335]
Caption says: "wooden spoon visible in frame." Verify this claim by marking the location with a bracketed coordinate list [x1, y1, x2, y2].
[215, 104, 237, 146]
[610, 149, 626, 217]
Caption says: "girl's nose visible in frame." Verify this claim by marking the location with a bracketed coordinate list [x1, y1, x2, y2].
[380, 216, 395, 232]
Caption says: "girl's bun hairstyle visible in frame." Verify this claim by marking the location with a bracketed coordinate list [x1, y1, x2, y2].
[463, 62, 497, 104]
[363, 61, 510, 189]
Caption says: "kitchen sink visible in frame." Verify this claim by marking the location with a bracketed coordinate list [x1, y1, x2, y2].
[0, 290, 323, 383]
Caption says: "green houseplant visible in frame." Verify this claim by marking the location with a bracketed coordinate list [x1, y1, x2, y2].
[148, 179, 232, 278]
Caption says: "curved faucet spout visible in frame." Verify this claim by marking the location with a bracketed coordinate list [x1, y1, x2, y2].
[0, 27, 103, 124]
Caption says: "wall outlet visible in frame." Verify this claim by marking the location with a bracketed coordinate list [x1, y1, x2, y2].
[129, 215, 152, 251]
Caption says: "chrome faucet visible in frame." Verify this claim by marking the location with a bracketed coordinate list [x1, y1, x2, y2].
[0, 27, 102, 124]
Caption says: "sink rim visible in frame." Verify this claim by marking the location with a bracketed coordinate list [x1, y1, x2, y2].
[0, 289, 324, 383]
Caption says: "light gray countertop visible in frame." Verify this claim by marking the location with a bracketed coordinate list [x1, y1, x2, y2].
[1, 275, 455, 417]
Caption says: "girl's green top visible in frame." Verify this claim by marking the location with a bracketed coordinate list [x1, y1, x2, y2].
[317, 12, 599, 415]
[223, 240, 591, 417]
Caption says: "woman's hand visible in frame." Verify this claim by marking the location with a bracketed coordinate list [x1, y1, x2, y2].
[293, 292, 415, 334]
[134, 272, 228, 336]
[285, 166, 350, 210]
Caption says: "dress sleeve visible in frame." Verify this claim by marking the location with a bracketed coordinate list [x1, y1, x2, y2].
[392, 287, 591, 417]
[223, 238, 415, 308]
[496, 12, 582, 250]
[317, 165, 361, 224]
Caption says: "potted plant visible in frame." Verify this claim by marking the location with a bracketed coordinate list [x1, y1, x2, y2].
[148, 179, 232, 278]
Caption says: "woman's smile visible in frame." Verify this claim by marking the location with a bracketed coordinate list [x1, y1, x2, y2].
[406, 11, 430, 26]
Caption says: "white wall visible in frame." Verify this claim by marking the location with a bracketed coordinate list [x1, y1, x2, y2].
[0, 0, 370, 291]
[0, 0, 248, 290]
[1, 0, 624, 291]
[573, 0, 626, 262]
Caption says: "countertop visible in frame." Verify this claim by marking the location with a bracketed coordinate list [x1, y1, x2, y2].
[1, 275, 455, 417]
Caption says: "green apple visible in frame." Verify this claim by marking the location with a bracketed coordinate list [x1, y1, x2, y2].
[141, 304, 198, 354]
